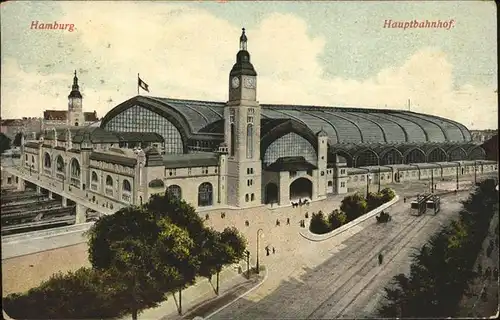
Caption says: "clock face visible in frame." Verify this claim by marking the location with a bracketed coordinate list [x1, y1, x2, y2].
[231, 77, 240, 89]
[244, 77, 255, 89]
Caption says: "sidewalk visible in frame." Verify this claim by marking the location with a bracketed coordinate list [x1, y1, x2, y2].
[128, 264, 252, 320]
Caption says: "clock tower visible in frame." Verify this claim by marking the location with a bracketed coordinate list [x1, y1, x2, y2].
[225, 28, 262, 207]
[67, 70, 84, 127]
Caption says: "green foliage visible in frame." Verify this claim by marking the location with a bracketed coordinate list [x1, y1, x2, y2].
[328, 209, 347, 230]
[86, 205, 198, 317]
[309, 211, 330, 234]
[9, 192, 248, 319]
[3, 267, 163, 319]
[378, 179, 498, 318]
[366, 192, 384, 212]
[380, 187, 396, 203]
[0, 133, 11, 154]
[340, 192, 368, 221]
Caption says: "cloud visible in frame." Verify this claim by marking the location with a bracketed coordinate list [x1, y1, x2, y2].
[1, 2, 497, 130]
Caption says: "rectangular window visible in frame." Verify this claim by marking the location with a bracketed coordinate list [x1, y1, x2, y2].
[7, 177, 12, 184]
[341, 182, 345, 188]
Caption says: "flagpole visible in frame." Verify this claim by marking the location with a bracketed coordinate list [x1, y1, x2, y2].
[137, 73, 140, 95]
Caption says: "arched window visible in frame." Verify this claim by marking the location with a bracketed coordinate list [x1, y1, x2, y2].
[354, 149, 379, 167]
[44, 153, 51, 168]
[246, 124, 254, 159]
[251, 193, 255, 201]
[91, 171, 98, 182]
[427, 148, 447, 162]
[122, 180, 131, 192]
[404, 148, 426, 164]
[448, 147, 467, 161]
[468, 146, 486, 160]
[31, 155, 35, 163]
[106, 175, 113, 187]
[380, 148, 402, 165]
[166, 185, 182, 199]
[102, 105, 183, 154]
[264, 132, 317, 166]
[56, 156, 64, 172]
[70, 158, 80, 177]
[198, 182, 213, 207]
[230, 123, 235, 157]
[245, 194, 249, 202]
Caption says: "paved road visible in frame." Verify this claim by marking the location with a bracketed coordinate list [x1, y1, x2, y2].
[209, 191, 468, 320]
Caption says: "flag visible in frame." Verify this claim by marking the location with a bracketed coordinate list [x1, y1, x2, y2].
[138, 77, 149, 92]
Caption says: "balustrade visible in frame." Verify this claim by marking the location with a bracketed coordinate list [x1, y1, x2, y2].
[105, 187, 114, 197]
[122, 193, 131, 202]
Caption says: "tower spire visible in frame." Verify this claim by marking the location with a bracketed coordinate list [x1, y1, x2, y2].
[239, 27, 247, 51]
[68, 70, 82, 98]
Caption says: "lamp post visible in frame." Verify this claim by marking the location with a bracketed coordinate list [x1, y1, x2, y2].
[256, 228, 264, 274]
[378, 167, 381, 193]
[245, 250, 250, 279]
[474, 161, 477, 185]
[367, 173, 372, 197]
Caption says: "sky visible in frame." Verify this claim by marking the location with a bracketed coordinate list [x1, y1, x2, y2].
[0, 0, 497, 129]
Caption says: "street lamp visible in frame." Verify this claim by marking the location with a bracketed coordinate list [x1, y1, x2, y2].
[256, 228, 264, 274]
[367, 173, 372, 196]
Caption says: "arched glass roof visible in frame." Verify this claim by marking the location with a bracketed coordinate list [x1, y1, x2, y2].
[100, 96, 472, 145]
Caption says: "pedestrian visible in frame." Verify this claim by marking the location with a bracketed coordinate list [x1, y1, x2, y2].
[287, 218, 290, 225]
[378, 252, 383, 265]
[272, 247, 276, 254]
[276, 219, 280, 226]
[403, 197, 406, 203]
[266, 246, 270, 256]
[305, 212, 309, 219]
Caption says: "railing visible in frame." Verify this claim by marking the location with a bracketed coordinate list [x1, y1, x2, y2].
[90, 183, 98, 191]
[122, 193, 131, 202]
[44, 168, 52, 175]
[56, 173, 65, 181]
[105, 187, 114, 197]
[70, 177, 81, 188]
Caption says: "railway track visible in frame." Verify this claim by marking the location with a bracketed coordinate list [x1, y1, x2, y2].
[305, 212, 434, 319]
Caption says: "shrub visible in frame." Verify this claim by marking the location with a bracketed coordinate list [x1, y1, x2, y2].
[328, 209, 347, 230]
[366, 192, 385, 212]
[380, 188, 396, 203]
[309, 211, 330, 234]
[340, 193, 367, 221]
[3, 267, 162, 319]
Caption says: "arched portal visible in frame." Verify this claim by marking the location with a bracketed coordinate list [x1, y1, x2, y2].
[289, 178, 312, 201]
[265, 183, 278, 204]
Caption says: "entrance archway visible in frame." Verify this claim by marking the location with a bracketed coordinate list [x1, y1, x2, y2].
[289, 178, 312, 201]
[265, 183, 278, 204]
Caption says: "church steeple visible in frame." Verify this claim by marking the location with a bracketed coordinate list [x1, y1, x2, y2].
[68, 70, 82, 99]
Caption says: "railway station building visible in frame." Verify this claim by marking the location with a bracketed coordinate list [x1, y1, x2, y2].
[13, 29, 497, 214]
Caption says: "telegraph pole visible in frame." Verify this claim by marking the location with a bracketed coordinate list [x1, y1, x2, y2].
[456, 165, 459, 191]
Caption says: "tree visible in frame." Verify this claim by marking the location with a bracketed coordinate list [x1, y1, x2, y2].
[3, 268, 133, 319]
[309, 211, 330, 234]
[217, 227, 247, 292]
[366, 192, 384, 212]
[0, 133, 11, 154]
[340, 193, 367, 221]
[378, 179, 499, 318]
[86, 205, 198, 319]
[380, 187, 396, 203]
[328, 209, 347, 230]
[12, 132, 23, 146]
